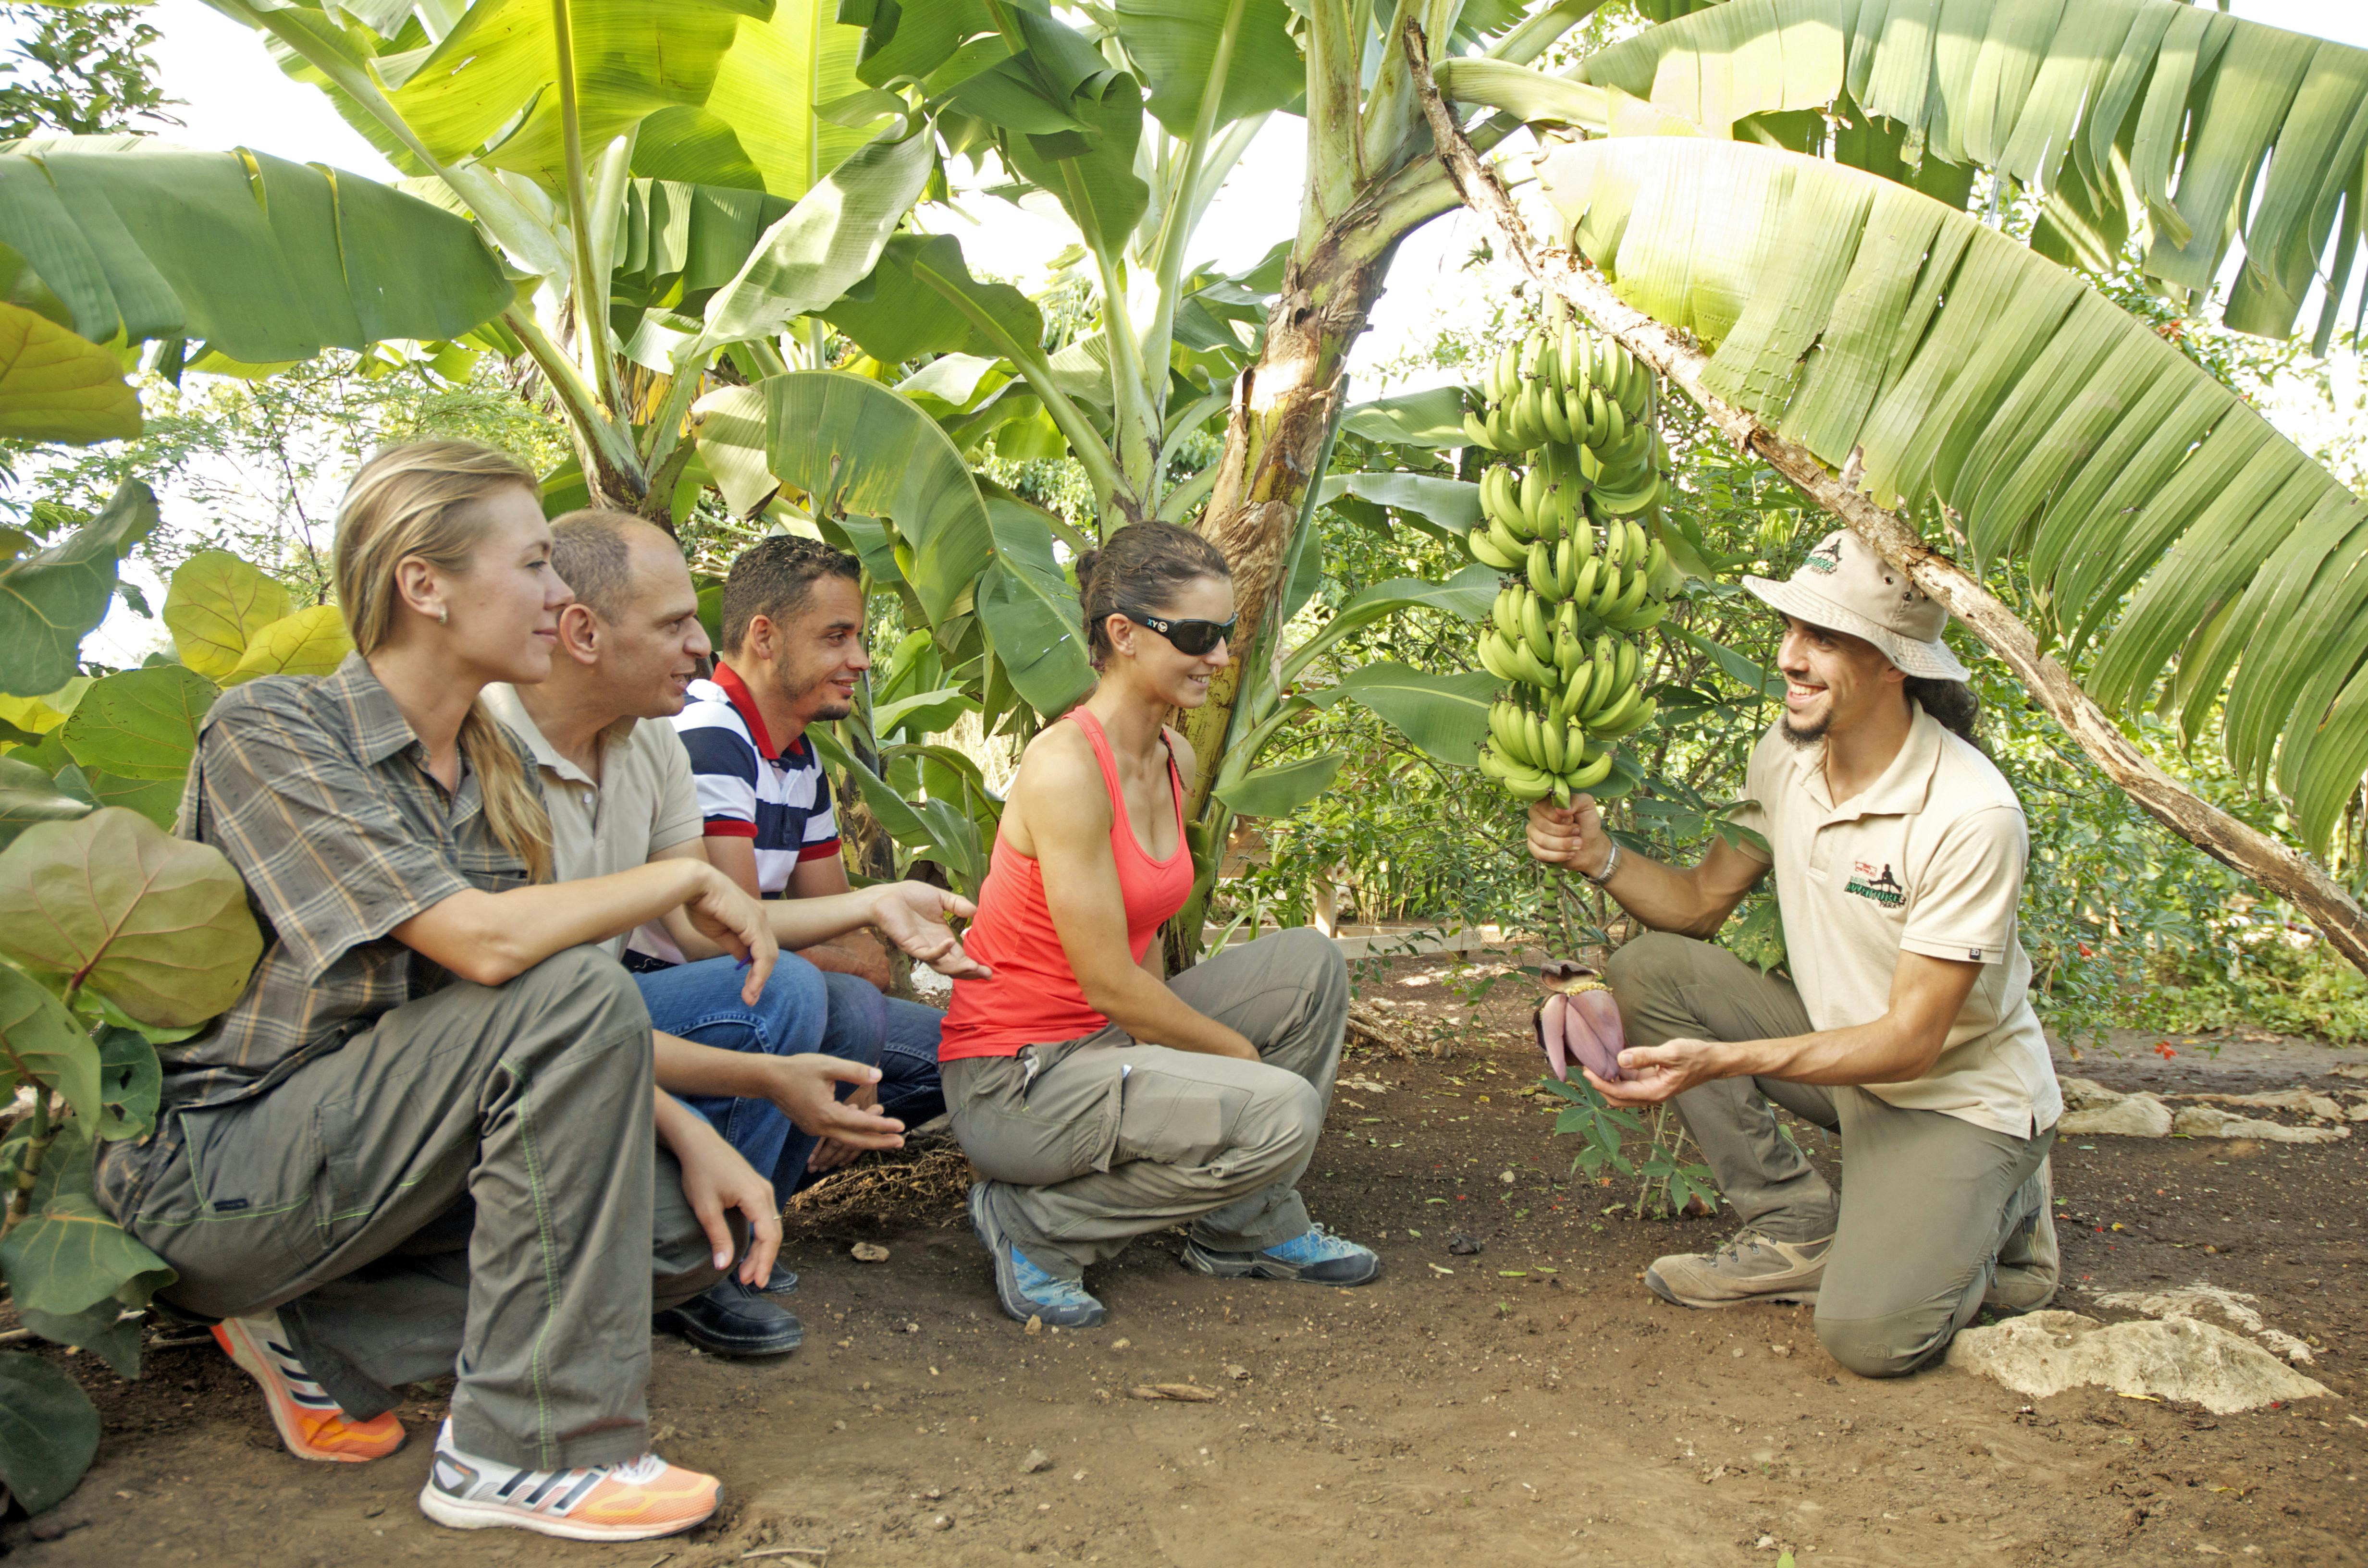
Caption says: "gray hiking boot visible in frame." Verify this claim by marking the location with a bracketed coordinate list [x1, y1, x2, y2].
[1645, 1231, 1830, 1309]
[1986, 1161, 2060, 1312]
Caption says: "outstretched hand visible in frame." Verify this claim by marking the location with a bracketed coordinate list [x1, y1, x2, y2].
[665, 1104, 782, 1288]
[683, 865, 780, 1005]
[1582, 1037, 1723, 1108]
[872, 882, 992, 979]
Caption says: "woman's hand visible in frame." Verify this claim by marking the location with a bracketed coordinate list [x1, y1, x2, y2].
[658, 1096, 782, 1288]
[869, 883, 991, 979]
[681, 863, 779, 1004]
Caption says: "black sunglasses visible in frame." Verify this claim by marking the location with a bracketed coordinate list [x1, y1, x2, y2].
[1121, 607, 1236, 657]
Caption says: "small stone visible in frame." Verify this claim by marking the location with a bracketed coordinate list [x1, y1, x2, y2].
[1111, 1337, 1131, 1350]
[1730, 1346, 1747, 1358]
[1024, 1314, 1044, 1335]
[930, 1514, 953, 1531]
[1499, 1170, 1517, 1184]
[1225, 1363, 1250, 1381]
[1022, 1448, 1053, 1474]
[925, 1487, 943, 1499]
[905, 1322, 921, 1333]
[1757, 1536, 1777, 1550]
[851, 1241, 891, 1263]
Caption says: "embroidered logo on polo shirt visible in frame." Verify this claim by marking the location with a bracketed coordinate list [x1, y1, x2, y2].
[1804, 537, 1845, 574]
[1844, 860, 1905, 908]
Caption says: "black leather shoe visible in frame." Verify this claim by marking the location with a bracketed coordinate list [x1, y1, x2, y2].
[762, 1261, 799, 1296]
[654, 1279, 803, 1356]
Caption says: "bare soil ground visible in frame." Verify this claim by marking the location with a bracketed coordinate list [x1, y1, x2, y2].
[12, 955, 2368, 1567]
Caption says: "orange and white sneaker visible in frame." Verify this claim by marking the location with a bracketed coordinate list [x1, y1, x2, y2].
[417, 1418, 720, 1541]
[211, 1311, 407, 1463]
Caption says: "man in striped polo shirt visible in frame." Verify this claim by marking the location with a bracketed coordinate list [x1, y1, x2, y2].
[632, 535, 949, 1174]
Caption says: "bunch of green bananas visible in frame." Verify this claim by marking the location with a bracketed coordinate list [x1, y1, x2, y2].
[1462, 322, 1674, 807]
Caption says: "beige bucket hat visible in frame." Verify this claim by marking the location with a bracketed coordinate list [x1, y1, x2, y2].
[1742, 530, 1971, 681]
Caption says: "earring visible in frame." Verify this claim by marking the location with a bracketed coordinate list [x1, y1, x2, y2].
[437, 606, 450, 626]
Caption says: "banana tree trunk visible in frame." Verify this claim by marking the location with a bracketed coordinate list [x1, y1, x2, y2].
[1404, 23, 2368, 979]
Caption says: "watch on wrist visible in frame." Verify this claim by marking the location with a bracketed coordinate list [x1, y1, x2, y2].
[1580, 839, 1622, 888]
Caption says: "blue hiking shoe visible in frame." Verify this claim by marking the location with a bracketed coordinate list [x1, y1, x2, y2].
[1183, 1222, 1379, 1286]
[967, 1183, 1106, 1328]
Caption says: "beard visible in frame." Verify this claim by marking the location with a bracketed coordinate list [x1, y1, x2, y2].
[1780, 704, 1833, 747]
[784, 666, 855, 721]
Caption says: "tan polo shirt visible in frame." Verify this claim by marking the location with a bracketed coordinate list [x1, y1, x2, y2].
[1728, 704, 2061, 1138]
[481, 684, 703, 959]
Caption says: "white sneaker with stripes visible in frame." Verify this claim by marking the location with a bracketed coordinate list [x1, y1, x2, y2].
[417, 1418, 720, 1541]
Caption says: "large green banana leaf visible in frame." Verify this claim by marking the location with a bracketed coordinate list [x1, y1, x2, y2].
[1538, 136, 2368, 852]
[692, 369, 994, 622]
[609, 180, 794, 316]
[0, 139, 511, 363]
[1111, 0, 1305, 136]
[359, 0, 871, 199]
[1574, 0, 2368, 345]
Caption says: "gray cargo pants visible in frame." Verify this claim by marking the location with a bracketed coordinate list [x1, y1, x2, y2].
[1607, 932, 2057, 1378]
[115, 947, 726, 1470]
[944, 928, 1349, 1277]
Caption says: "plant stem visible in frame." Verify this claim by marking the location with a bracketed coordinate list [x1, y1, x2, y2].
[3, 1088, 53, 1237]
[551, 0, 627, 426]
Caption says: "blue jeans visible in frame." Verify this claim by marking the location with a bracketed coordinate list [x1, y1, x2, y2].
[634, 955, 879, 1205]
[818, 974, 946, 1127]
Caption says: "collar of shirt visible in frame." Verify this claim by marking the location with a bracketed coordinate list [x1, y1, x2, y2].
[479, 683, 637, 789]
[712, 659, 811, 768]
[1781, 703, 1943, 824]
[324, 651, 430, 767]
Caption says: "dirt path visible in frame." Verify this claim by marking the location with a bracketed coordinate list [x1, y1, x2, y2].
[14, 957, 2368, 1567]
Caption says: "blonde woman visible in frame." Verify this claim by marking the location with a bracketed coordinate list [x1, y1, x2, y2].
[94, 442, 807, 1543]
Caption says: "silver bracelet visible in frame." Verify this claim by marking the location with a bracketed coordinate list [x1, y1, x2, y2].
[1581, 839, 1622, 887]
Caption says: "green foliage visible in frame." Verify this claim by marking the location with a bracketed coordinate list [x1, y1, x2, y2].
[0, 536, 284, 1511]
[1539, 1071, 1716, 1221]
[0, 2, 178, 142]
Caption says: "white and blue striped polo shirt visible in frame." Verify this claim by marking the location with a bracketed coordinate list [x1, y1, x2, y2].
[626, 660, 840, 967]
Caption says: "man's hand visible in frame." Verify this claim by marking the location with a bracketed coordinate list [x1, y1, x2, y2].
[870, 882, 991, 980]
[1584, 1037, 1727, 1108]
[681, 864, 779, 1005]
[805, 1083, 880, 1175]
[762, 1054, 907, 1150]
[1528, 796, 1613, 879]
[662, 1101, 782, 1288]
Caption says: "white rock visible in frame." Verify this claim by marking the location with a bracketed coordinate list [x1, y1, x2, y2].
[1948, 1311, 2331, 1414]
[2183, 1089, 2347, 1121]
[2058, 1093, 2173, 1138]
[2170, 1106, 2351, 1143]
[2059, 1077, 2126, 1111]
[2089, 1282, 2317, 1364]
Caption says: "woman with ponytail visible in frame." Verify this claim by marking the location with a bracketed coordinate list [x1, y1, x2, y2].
[938, 521, 1376, 1331]
[95, 441, 783, 1543]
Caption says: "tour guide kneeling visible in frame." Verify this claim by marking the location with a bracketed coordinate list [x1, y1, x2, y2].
[1528, 531, 2060, 1378]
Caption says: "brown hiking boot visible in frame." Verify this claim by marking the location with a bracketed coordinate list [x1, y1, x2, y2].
[1645, 1232, 1830, 1309]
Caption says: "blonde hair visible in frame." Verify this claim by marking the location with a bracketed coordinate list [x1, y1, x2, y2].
[334, 441, 555, 884]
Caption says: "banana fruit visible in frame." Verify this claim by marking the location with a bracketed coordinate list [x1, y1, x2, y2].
[1467, 318, 1674, 807]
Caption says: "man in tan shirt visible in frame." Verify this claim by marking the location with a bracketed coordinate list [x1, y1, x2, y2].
[1529, 530, 2059, 1378]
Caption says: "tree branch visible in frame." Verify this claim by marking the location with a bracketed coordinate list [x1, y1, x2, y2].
[1400, 17, 2368, 978]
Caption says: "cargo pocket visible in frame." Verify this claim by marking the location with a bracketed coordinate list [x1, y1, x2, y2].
[953, 1046, 1124, 1187]
[174, 1099, 322, 1277]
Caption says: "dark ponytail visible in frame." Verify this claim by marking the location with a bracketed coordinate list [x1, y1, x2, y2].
[1904, 677, 1984, 754]
[1077, 521, 1231, 668]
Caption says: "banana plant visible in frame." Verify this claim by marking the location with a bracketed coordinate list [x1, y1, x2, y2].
[1407, 0, 2368, 956]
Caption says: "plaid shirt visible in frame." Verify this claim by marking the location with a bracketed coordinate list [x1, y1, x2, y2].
[98, 653, 534, 1216]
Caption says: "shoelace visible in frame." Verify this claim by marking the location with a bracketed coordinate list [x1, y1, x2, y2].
[1706, 1233, 1774, 1268]
[1272, 1222, 1348, 1259]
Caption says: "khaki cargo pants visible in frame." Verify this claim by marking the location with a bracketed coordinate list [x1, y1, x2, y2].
[944, 927, 1349, 1277]
[109, 947, 727, 1470]
[1607, 932, 2058, 1378]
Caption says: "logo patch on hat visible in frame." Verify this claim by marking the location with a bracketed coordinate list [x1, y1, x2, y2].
[1803, 537, 1845, 575]
[1844, 860, 1905, 908]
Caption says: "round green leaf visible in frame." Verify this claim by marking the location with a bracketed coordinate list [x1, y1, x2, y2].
[0, 300, 141, 446]
[58, 664, 218, 783]
[0, 480, 158, 698]
[0, 1350, 99, 1515]
[0, 756, 90, 851]
[0, 808, 262, 1027]
[0, 964, 90, 1121]
[0, 1193, 174, 1317]
[224, 603, 354, 684]
[162, 551, 289, 681]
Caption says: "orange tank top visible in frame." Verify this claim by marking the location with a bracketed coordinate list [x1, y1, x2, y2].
[939, 710, 1194, 1061]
